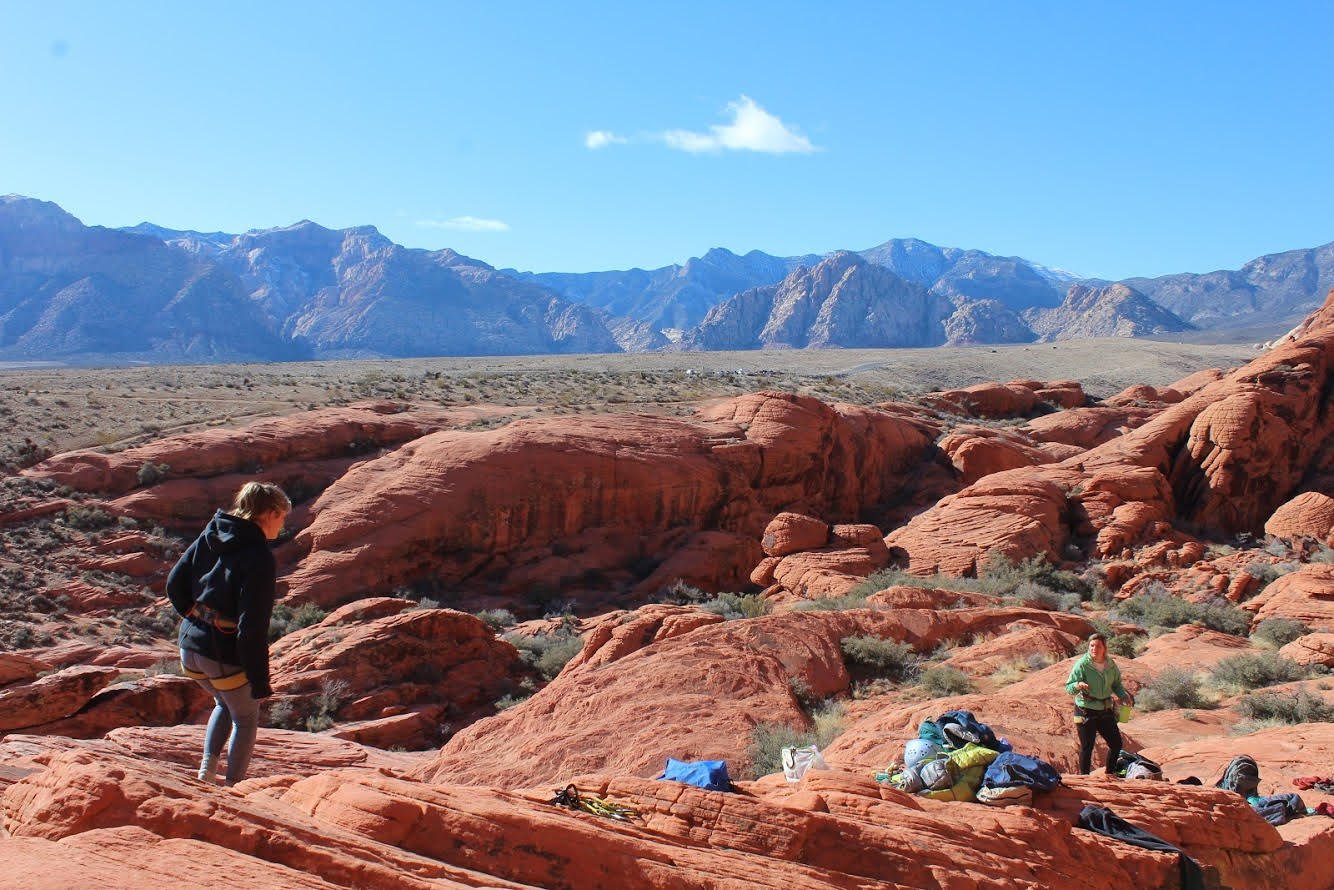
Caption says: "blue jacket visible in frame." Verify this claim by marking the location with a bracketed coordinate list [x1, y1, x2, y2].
[167, 510, 276, 697]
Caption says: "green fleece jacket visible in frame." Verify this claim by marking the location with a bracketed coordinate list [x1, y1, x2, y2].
[1065, 652, 1128, 711]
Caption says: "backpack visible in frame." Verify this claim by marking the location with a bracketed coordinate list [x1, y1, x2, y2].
[937, 710, 1000, 750]
[1215, 755, 1261, 798]
[918, 719, 949, 749]
[982, 752, 1063, 792]
[781, 745, 829, 783]
[658, 758, 734, 792]
[1251, 793, 1306, 826]
[1116, 750, 1163, 780]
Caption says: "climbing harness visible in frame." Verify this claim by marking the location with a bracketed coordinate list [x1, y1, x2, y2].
[548, 784, 640, 821]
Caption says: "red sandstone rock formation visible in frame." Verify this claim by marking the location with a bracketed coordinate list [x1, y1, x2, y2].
[1242, 564, 1334, 630]
[884, 288, 1334, 575]
[1265, 491, 1334, 544]
[268, 599, 529, 747]
[923, 379, 1088, 419]
[1279, 632, 1334, 667]
[27, 401, 455, 497]
[282, 393, 936, 609]
[414, 606, 1091, 787]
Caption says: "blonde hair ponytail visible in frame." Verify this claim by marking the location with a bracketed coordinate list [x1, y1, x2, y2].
[230, 481, 291, 520]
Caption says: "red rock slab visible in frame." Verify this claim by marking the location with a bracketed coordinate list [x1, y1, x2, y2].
[1279, 632, 1334, 667]
[0, 665, 122, 732]
[414, 607, 1092, 788]
[285, 393, 937, 608]
[564, 604, 722, 673]
[45, 578, 147, 612]
[0, 654, 47, 689]
[940, 430, 1060, 485]
[922, 381, 1040, 419]
[0, 826, 340, 888]
[270, 607, 525, 726]
[101, 725, 433, 778]
[1, 750, 514, 889]
[289, 766, 1183, 890]
[944, 623, 1082, 676]
[1242, 563, 1334, 630]
[865, 585, 996, 610]
[1131, 625, 1255, 673]
[20, 641, 173, 670]
[21, 675, 213, 739]
[1139, 723, 1334, 809]
[1023, 406, 1156, 448]
[26, 402, 454, 496]
[883, 468, 1079, 575]
[770, 546, 889, 599]
[761, 511, 830, 557]
[1265, 491, 1334, 544]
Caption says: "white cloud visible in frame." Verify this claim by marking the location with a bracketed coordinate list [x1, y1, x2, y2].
[584, 129, 627, 149]
[417, 216, 510, 233]
[660, 96, 816, 154]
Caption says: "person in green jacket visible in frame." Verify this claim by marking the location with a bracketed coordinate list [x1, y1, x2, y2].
[1065, 633, 1134, 775]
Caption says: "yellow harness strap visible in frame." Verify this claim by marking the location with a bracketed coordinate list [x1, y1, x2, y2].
[181, 663, 249, 691]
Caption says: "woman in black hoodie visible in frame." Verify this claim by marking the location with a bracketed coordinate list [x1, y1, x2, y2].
[167, 481, 290, 785]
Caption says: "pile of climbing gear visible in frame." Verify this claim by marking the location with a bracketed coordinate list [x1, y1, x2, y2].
[548, 784, 641, 821]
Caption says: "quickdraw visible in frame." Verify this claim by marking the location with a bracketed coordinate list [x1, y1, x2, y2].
[548, 784, 640, 821]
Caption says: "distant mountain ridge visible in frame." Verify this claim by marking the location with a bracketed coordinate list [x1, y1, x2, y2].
[0, 194, 1329, 363]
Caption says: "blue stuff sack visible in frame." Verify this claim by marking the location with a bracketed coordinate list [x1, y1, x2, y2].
[657, 758, 734, 792]
[982, 752, 1063, 792]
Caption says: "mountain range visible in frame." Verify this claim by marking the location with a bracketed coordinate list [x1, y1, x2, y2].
[1, 194, 1330, 363]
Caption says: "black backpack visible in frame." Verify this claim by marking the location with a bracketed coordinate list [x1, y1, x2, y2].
[1115, 750, 1163, 779]
[1215, 755, 1261, 798]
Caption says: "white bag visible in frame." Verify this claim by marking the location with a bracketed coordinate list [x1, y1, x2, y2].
[781, 745, 830, 782]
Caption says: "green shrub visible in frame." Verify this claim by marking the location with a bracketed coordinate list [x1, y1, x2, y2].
[1244, 560, 1299, 592]
[1234, 690, 1333, 725]
[1112, 591, 1251, 637]
[1136, 667, 1210, 711]
[746, 699, 846, 780]
[845, 554, 1091, 604]
[840, 635, 919, 683]
[917, 665, 976, 698]
[62, 505, 115, 530]
[700, 592, 770, 620]
[1251, 619, 1309, 649]
[1107, 633, 1146, 659]
[977, 554, 1092, 600]
[1210, 652, 1308, 691]
[268, 602, 329, 641]
[494, 693, 531, 711]
[748, 722, 812, 780]
[474, 608, 516, 632]
[506, 627, 585, 682]
[136, 462, 170, 486]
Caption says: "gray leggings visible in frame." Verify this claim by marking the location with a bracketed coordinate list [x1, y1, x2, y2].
[181, 648, 259, 784]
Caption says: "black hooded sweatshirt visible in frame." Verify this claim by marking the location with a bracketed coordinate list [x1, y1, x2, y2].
[167, 510, 276, 698]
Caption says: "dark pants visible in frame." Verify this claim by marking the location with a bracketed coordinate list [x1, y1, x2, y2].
[1076, 708, 1122, 775]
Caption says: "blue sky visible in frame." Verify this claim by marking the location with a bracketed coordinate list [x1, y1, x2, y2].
[2, 1, 1331, 279]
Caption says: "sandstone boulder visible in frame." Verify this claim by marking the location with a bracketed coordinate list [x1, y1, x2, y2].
[269, 601, 527, 745]
[761, 512, 830, 557]
[1278, 632, 1334, 667]
[0, 666, 122, 732]
[1242, 564, 1334, 630]
[1265, 491, 1334, 544]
